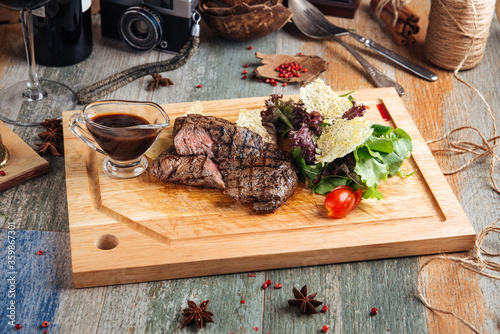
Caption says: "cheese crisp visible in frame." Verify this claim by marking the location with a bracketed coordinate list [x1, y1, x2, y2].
[299, 79, 352, 122]
[236, 108, 273, 143]
[184, 101, 204, 115]
[315, 117, 373, 164]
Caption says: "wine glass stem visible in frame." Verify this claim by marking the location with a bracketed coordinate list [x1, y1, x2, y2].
[20, 9, 46, 101]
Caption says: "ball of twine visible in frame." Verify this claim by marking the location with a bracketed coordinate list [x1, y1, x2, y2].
[424, 0, 496, 70]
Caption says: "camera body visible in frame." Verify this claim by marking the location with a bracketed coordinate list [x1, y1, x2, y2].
[100, 0, 198, 53]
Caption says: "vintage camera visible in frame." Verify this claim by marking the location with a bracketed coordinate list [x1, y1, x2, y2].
[100, 0, 199, 53]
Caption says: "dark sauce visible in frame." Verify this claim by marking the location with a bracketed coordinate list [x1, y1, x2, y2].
[88, 113, 157, 161]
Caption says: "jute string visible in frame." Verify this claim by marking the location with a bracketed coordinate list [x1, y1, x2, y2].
[424, 0, 496, 70]
[417, 220, 500, 334]
[418, 1, 499, 332]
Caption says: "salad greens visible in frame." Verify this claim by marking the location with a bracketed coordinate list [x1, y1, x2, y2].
[262, 95, 413, 200]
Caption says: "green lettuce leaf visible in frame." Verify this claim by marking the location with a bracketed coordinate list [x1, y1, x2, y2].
[313, 176, 350, 195]
[354, 146, 389, 189]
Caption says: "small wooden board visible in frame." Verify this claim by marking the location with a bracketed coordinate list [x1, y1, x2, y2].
[62, 88, 476, 288]
[0, 121, 49, 192]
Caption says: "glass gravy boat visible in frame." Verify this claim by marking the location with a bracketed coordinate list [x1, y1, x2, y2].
[69, 100, 170, 178]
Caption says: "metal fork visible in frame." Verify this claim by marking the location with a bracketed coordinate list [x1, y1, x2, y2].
[304, 7, 438, 82]
[289, 0, 405, 95]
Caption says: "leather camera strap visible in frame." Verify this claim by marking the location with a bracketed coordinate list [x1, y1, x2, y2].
[75, 35, 200, 105]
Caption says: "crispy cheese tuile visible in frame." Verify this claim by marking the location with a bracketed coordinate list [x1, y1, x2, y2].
[315, 117, 373, 164]
[299, 79, 352, 122]
[236, 108, 273, 143]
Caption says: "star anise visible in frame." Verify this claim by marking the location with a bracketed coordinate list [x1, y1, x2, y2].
[39, 118, 62, 129]
[38, 127, 63, 142]
[288, 285, 323, 314]
[181, 300, 214, 329]
[36, 141, 62, 156]
[147, 73, 174, 91]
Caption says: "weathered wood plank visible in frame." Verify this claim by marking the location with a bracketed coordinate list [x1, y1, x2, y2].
[392, 2, 500, 334]
[262, 266, 342, 334]
[0, 229, 73, 332]
[0, 1, 498, 333]
[339, 258, 428, 333]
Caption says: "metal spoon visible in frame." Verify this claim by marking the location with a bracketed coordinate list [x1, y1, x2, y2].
[289, 0, 405, 95]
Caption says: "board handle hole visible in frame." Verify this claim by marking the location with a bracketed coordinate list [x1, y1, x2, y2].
[95, 234, 119, 250]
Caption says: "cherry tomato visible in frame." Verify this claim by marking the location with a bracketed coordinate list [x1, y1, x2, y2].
[324, 185, 362, 218]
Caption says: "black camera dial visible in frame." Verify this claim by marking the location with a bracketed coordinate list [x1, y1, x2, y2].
[119, 6, 165, 51]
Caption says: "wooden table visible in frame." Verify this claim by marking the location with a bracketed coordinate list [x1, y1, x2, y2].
[1, 1, 499, 332]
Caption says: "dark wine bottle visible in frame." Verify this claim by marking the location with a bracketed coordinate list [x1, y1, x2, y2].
[32, 0, 92, 67]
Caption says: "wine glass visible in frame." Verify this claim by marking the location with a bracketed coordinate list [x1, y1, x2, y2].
[0, 0, 77, 126]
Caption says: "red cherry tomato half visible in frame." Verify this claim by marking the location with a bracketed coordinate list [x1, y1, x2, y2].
[324, 185, 362, 218]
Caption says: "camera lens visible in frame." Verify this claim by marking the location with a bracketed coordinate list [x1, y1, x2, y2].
[119, 6, 164, 51]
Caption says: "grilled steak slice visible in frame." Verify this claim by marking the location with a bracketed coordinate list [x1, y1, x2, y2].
[167, 114, 299, 213]
[150, 147, 225, 189]
[174, 114, 269, 160]
[221, 165, 298, 213]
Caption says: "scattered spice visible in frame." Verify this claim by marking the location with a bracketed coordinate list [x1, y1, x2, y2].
[182, 300, 214, 329]
[288, 285, 323, 314]
[248, 46, 253, 50]
[0, 170, 5, 176]
[37, 250, 44, 255]
[370, 307, 378, 316]
[36, 141, 62, 156]
[274, 283, 282, 289]
[15, 324, 22, 330]
[42, 330, 48, 334]
[41, 321, 49, 327]
[322, 325, 329, 332]
[242, 70, 248, 74]
[39, 118, 62, 129]
[255, 53, 327, 84]
[39, 127, 63, 142]
[241, 300, 246, 304]
[282, 83, 287, 87]
[244, 64, 249, 68]
[196, 84, 202, 88]
[36, 118, 64, 156]
[242, 76, 247, 80]
[248, 273, 255, 277]
[265, 279, 272, 285]
[253, 326, 259, 331]
[275, 61, 305, 78]
[262, 283, 268, 290]
[147, 73, 174, 91]
[321, 305, 328, 312]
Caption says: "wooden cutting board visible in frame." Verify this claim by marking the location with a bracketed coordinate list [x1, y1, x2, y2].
[0, 120, 49, 192]
[62, 88, 476, 288]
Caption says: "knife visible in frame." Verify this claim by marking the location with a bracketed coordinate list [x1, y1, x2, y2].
[306, 6, 439, 82]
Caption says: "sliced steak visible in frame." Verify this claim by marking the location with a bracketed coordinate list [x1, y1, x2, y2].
[157, 114, 299, 213]
[150, 147, 225, 189]
[173, 114, 267, 161]
[222, 165, 298, 213]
